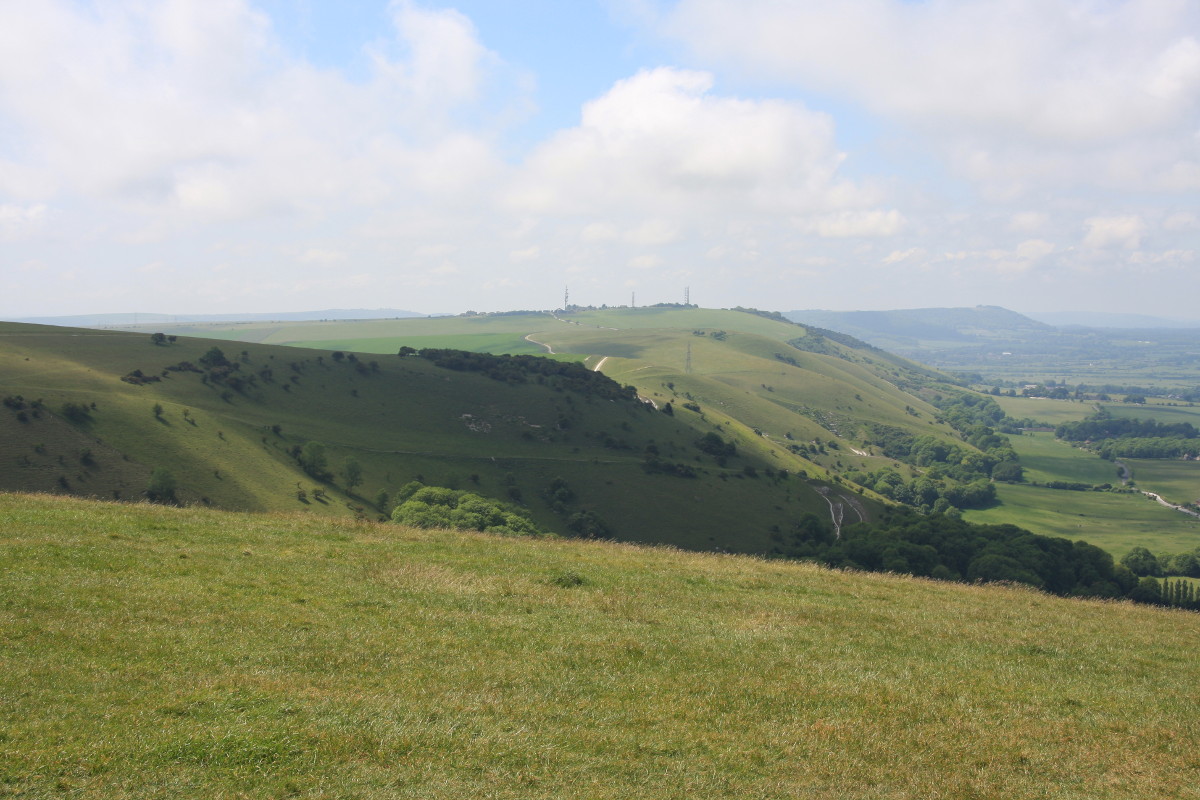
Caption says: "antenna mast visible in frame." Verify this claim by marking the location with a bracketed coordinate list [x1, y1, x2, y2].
[563, 285, 569, 309]
[684, 286, 690, 305]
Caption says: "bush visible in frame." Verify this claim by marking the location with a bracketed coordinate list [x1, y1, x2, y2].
[146, 468, 177, 504]
[391, 487, 545, 536]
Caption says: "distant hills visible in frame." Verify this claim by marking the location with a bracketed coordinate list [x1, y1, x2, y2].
[9, 308, 429, 327]
[1024, 310, 1200, 329]
[786, 305, 1051, 345]
[786, 305, 1200, 387]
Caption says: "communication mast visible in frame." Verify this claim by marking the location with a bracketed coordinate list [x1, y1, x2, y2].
[684, 286, 690, 305]
[631, 292, 636, 308]
[563, 285, 569, 309]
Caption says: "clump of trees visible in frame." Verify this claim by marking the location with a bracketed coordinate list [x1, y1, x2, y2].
[415, 349, 638, 402]
[390, 484, 546, 537]
[770, 507, 1144, 601]
[145, 468, 177, 504]
[295, 441, 331, 481]
[1056, 410, 1200, 459]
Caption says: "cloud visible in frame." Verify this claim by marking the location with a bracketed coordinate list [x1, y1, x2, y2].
[0, 203, 48, 240]
[1083, 215, 1146, 250]
[800, 210, 904, 238]
[1164, 212, 1200, 232]
[882, 247, 925, 265]
[0, 0, 510, 226]
[508, 245, 540, 262]
[660, 1, 1200, 196]
[509, 67, 877, 219]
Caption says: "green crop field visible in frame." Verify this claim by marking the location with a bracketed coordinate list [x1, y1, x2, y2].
[4, 492, 1200, 799]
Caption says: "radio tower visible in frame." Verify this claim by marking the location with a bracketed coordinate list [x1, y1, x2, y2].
[631, 291, 636, 308]
[563, 285, 569, 310]
[684, 286, 690, 305]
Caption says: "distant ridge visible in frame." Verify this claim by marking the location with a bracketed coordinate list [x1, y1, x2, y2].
[785, 305, 1050, 344]
[9, 309, 429, 327]
[1023, 310, 1200, 329]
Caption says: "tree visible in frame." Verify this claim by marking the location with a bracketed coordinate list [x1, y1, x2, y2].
[298, 441, 329, 480]
[150, 332, 167, 346]
[1121, 546, 1161, 577]
[153, 403, 164, 420]
[146, 468, 177, 504]
[199, 346, 229, 368]
[342, 457, 363, 492]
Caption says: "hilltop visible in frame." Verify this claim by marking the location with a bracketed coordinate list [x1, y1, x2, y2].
[2, 492, 1198, 798]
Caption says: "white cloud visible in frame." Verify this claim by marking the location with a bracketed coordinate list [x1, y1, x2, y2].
[509, 245, 540, 262]
[882, 247, 925, 265]
[629, 254, 663, 270]
[1008, 212, 1049, 234]
[509, 67, 875, 219]
[1164, 212, 1200, 232]
[1083, 215, 1147, 250]
[0, 0, 510, 225]
[800, 210, 904, 238]
[660, 1, 1200, 197]
[1015, 239, 1056, 261]
[0, 203, 48, 240]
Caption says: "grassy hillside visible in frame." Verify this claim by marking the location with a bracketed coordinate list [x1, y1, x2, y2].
[3, 493, 1198, 799]
[139, 307, 965, 480]
[121, 308, 1200, 558]
[0, 321, 877, 555]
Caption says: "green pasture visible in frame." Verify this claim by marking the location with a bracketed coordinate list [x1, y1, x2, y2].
[991, 395, 1095, 424]
[964, 483, 1200, 556]
[1124, 458, 1200, 508]
[4, 492, 1200, 799]
[1099, 401, 1200, 424]
[1007, 432, 1121, 485]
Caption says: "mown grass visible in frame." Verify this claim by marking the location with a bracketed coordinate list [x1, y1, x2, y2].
[3, 492, 1200, 799]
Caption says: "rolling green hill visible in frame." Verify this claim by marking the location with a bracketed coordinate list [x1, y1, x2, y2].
[16, 308, 1198, 563]
[0, 320, 883, 556]
[3, 492, 1199, 798]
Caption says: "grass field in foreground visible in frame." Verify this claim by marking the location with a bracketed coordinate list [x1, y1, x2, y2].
[3, 493, 1200, 799]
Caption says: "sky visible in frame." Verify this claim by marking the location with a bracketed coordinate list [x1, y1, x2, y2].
[2, 0, 1200, 320]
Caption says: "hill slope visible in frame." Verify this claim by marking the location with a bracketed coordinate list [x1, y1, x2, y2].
[3, 492, 1198, 799]
[0, 321, 876, 555]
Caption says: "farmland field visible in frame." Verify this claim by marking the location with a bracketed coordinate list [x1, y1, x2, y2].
[1007, 432, 1120, 486]
[1124, 458, 1200, 508]
[991, 395, 1095, 424]
[964, 482, 1200, 556]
